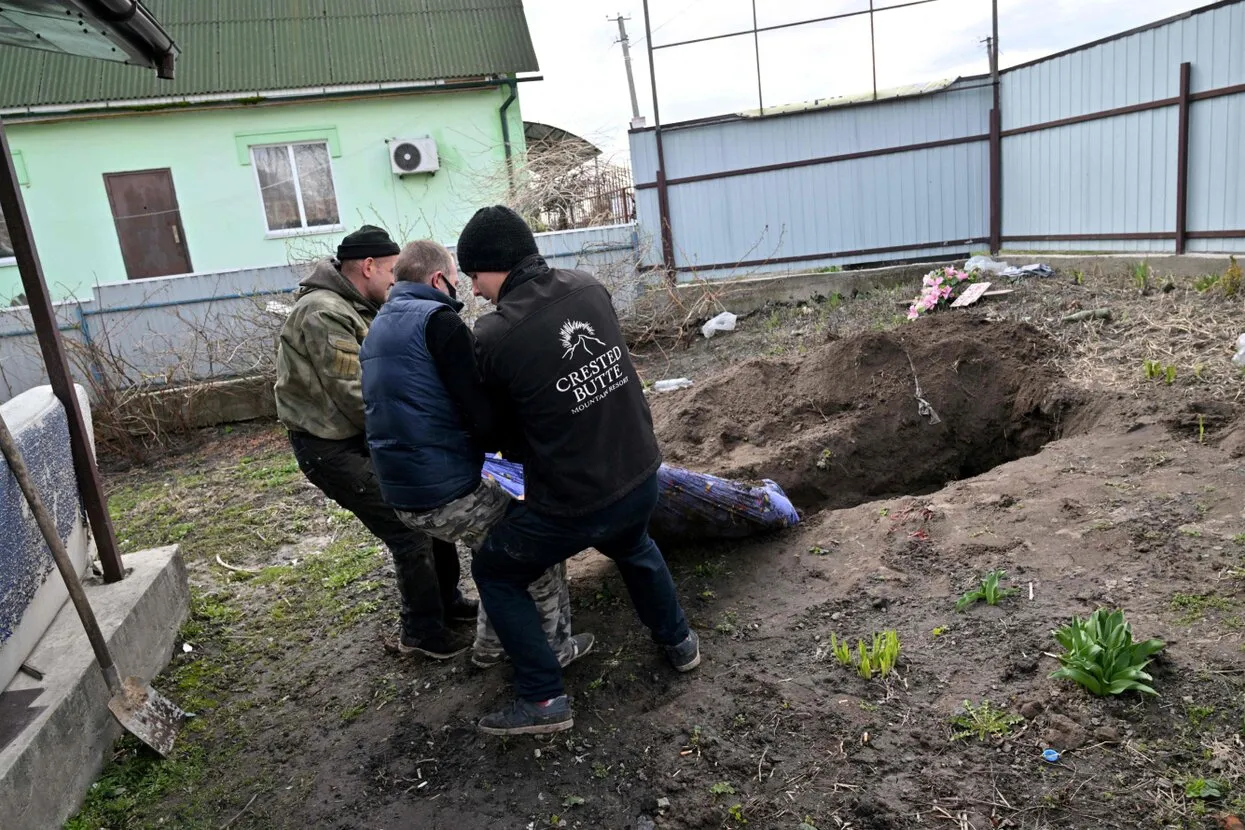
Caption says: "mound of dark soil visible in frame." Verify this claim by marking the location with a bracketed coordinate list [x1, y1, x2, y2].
[651, 314, 1080, 512]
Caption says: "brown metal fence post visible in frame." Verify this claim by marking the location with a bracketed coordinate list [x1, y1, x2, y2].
[1175, 61, 1192, 255]
[989, 107, 1002, 254]
[642, 0, 677, 279]
[0, 118, 125, 583]
[655, 169, 676, 275]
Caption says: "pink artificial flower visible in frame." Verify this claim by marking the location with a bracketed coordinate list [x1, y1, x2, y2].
[907, 306, 920, 320]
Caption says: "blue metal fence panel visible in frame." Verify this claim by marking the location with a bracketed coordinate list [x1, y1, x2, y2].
[630, 2, 1243, 268]
[1187, 89, 1245, 252]
[1001, 109, 1179, 251]
[999, 1, 1244, 251]
[628, 80, 994, 277]
[1002, 2, 1245, 130]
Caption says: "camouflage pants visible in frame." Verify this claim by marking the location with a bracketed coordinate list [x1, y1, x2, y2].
[397, 479, 574, 662]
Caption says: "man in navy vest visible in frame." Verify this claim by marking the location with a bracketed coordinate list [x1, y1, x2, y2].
[360, 240, 592, 669]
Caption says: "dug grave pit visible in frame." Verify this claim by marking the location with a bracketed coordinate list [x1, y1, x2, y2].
[651, 314, 1085, 514]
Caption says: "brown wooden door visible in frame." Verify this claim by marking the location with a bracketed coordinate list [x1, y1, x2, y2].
[103, 169, 192, 279]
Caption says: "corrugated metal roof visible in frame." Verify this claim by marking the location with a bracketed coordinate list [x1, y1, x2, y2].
[734, 79, 960, 119]
[0, 0, 539, 110]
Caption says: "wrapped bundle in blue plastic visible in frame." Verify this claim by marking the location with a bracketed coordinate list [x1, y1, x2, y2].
[481, 455, 800, 541]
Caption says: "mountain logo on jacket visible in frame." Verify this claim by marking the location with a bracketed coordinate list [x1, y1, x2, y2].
[559, 320, 606, 360]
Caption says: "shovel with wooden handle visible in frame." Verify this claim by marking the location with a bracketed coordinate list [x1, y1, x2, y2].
[0, 411, 184, 757]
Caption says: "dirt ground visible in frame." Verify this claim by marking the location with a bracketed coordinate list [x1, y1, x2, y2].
[71, 261, 1245, 830]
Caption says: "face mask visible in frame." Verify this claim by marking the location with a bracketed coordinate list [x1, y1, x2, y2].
[440, 274, 457, 301]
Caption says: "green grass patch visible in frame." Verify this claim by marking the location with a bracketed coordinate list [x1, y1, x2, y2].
[1171, 592, 1234, 624]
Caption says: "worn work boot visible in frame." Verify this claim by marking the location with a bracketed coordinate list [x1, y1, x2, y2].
[478, 695, 574, 736]
[446, 597, 479, 624]
[398, 628, 472, 660]
[665, 629, 701, 672]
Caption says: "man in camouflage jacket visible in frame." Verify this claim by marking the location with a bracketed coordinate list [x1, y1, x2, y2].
[274, 225, 475, 659]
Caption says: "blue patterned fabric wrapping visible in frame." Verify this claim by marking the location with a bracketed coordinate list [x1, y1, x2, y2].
[480, 455, 800, 541]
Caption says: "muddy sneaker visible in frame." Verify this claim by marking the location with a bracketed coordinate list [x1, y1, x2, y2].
[446, 597, 479, 624]
[471, 648, 507, 669]
[473, 634, 594, 670]
[664, 630, 701, 672]
[398, 628, 472, 660]
[557, 633, 595, 668]
[478, 695, 573, 736]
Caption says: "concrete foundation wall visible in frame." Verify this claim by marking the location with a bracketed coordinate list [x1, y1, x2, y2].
[0, 385, 93, 693]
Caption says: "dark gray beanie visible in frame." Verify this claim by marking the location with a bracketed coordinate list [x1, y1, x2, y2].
[337, 224, 400, 261]
[455, 206, 539, 274]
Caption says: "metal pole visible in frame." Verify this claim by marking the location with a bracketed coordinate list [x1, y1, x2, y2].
[1175, 62, 1192, 254]
[752, 0, 763, 114]
[991, 0, 1000, 111]
[611, 14, 643, 124]
[641, 0, 676, 276]
[0, 118, 125, 583]
[870, 0, 878, 100]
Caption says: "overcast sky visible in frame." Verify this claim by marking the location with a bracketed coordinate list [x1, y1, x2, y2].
[518, 0, 1206, 158]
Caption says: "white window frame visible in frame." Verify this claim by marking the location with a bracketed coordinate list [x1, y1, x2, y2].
[249, 141, 344, 239]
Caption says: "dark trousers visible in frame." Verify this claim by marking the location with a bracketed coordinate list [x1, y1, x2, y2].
[289, 432, 462, 640]
[472, 472, 689, 701]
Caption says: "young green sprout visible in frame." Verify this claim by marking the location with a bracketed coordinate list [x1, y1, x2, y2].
[955, 569, 1020, 612]
[828, 630, 900, 678]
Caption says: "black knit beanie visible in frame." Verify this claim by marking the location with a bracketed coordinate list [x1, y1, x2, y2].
[337, 224, 400, 261]
[455, 206, 539, 274]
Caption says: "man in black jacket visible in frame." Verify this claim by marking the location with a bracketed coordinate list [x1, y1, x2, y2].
[459, 206, 699, 736]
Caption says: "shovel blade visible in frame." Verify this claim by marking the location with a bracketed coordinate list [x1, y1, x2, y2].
[106, 676, 185, 757]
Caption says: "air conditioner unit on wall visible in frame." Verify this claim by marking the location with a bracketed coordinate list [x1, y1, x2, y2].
[389, 137, 439, 175]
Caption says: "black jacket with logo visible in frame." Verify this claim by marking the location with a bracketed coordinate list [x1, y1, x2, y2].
[474, 255, 661, 517]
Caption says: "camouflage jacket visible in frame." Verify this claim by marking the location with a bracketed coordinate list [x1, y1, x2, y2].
[274, 260, 380, 440]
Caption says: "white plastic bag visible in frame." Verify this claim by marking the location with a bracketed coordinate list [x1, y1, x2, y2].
[1233, 333, 1245, 367]
[652, 378, 694, 392]
[964, 255, 1010, 275]
[701, 311, 738, 339]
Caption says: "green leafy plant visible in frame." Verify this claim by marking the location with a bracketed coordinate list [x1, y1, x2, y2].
[828, 632, 853, 666]
[728, 803, 748, 824]
[562, 795, 585, 808]
[798, 819, 819, 830]
[828, 630, 900, 678]
[1143, 360, 1177, 384]
[856, 631, 899, 679]
[1049, 609, 1166, 696]
[710, 782, 736, 796]
[950, 700, 1024, 742]
[1131, 261, 1151, 292]
[1184, 778, 1225, 799]
[955, 569, 1019, 612]
[1071, 269, 1085, 286]
[1193, 273, 1220, 292]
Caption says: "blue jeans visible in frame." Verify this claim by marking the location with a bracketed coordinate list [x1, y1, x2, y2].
[472, 473, 690, 701]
